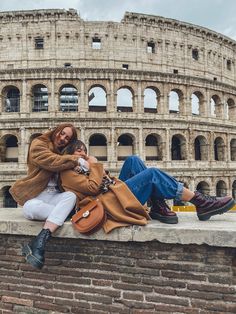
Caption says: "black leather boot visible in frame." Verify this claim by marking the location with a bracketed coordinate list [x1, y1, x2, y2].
[190, 191, 235, 221]
[150, 199, 178, 224]
[22, 229, 51, 269]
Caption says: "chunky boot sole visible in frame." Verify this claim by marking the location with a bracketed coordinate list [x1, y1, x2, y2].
[197, 199, 235, 221]
[22, 244, 44, 269]
[150, 212, 178, 224]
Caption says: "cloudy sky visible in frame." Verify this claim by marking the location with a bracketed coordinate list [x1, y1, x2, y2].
[0, 0, 236, 40]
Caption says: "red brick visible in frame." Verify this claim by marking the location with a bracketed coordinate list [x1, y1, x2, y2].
[74, 292, 112, 305]
[91, 303, 130, 314]
[116, 299, 155, 310]
[40, 288, 73, 299]
[146, 294, 189, 307]
[92, 279, 112, 287]
[191, 299, 236, 312]
[123, 292, 144, 301]
[2, 296, 33, 307]
[161, 270, 207, 281]
[208, 274, 233, 285]
[0, 301, 13, 311]
[22, 271, 56, 281]
[20, 292, 54, 303]
[55, 298, 90, 309]
[177, 289, 223, 301]
[113, 282, 152, 292]
[76, 286, 121, 298]
[153, 286, 176, 296]
[56, 275, 91, 286]
[187, 282, 236, 294]
[154, 303, 199, 314]
[121, 275, 142, 284]
[0, 290, 20, 298]
[8, 284, 40, 294]
[34, 301, 70, 312]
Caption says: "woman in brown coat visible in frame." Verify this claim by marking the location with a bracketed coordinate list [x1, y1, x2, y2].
[60, 140, 150, 233]
[60, 140, 235, 233]
[10, 123, 82, 269]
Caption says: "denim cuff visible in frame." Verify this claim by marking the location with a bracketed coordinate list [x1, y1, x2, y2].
[175, 182, 184, 200]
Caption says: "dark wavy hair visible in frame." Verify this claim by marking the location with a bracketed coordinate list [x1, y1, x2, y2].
[63, 139, 87, 155]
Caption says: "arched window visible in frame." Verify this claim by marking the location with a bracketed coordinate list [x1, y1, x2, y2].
[171, 135, 186, 160]
[191, 93, 200, 115]
[0, 135, 18, 162]
[89, 134, 107, 161]
[210, 95, 221, 118]
[210, 97, 216, 116]
[3, 186, 17, 208]
[3, 86, 20, 112]
[32, 84, 48, 112]
[216, 180, 227, 197]
[194, 136, 208, 160]
[59, 84, 78, 112]
[227, 98, 236, 121]
[88, 86, 106, 112]
[169, 90, 180, 113]
[230, 139, 236, 161]
[196, 182, 210, 195]
[117, 88, 133, 112]
[144, 88, 158, 113]
[214, 137, 225, 161]
[145, 134, 162, 160]
[117, 134, 134, 160]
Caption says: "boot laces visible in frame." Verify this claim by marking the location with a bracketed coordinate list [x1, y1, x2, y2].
[203, 194, 217, 201]
[38, 230, 51, 246]
[156, 199, 171, 210]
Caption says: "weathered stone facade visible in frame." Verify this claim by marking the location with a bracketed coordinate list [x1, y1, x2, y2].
[0, 9, 236, 207]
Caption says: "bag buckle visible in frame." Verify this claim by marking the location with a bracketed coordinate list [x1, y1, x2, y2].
[82, 210, 90, 218]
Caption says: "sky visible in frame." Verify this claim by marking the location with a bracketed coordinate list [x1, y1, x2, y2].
[0, 0, 236, 40]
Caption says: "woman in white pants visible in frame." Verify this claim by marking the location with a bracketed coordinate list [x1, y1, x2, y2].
[10, 123, 81, 269]
[23, 181, 76, 227]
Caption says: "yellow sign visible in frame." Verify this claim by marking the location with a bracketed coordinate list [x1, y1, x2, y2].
[172, 205, 236, 212]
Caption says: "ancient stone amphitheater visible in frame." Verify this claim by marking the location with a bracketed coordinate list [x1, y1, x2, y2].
[0, 8, 236, 207]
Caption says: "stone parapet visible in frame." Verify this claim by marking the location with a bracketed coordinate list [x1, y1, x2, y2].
[0, 208, 235, 248]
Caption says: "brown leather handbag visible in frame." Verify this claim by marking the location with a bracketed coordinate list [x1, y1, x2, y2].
[71, 199, 106, 235]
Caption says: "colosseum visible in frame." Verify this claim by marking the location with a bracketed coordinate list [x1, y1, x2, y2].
[0, 8, 236, 208]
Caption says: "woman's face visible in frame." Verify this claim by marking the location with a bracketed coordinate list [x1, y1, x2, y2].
[74, 145, 87, 158]
[54, 127, 73, 149]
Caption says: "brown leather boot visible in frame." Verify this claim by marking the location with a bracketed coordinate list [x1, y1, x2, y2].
[150, 199, 178, 224]
[190, 191, 235, 221]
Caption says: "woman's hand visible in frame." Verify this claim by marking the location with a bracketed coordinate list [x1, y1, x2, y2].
[86, 155, 98, 164]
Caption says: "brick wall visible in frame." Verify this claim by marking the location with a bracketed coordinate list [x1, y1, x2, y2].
[0, 234, 235, 314]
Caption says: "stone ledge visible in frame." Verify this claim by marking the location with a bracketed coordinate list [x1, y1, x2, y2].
[0, 208, 236, 248]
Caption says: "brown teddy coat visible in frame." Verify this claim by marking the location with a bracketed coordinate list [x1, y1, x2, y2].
[10, 132, 78, 206]
[60, 163, 150, 233]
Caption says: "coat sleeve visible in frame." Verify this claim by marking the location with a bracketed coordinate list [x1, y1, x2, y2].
[29, 138, 78, 172]
[60, 163, 104, 196]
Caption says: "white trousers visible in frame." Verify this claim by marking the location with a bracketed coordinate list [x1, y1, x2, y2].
[23, 190, 76, 226]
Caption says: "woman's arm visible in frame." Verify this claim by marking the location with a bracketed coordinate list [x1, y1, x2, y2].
[29, 138, 78, 172]
[61, 163, 104, 196]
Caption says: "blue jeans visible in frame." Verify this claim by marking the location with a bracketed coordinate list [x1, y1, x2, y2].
[119, 156, 184, 205]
